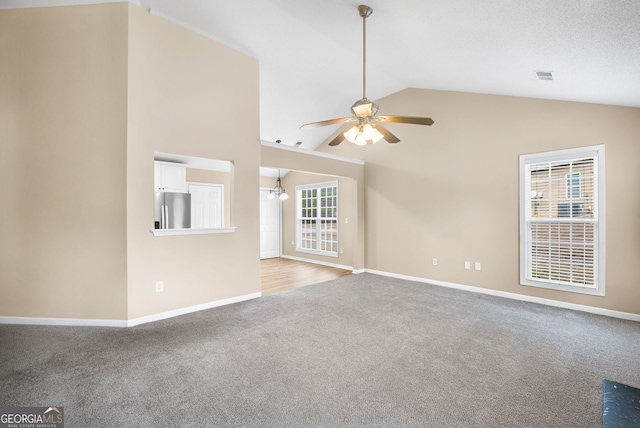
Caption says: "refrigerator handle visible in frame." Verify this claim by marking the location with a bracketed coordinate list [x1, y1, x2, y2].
[161, 204, 166, 229]
[165, 205, 169, 229]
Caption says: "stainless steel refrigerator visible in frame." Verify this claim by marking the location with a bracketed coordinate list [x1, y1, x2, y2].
[154, 191, 191, 229]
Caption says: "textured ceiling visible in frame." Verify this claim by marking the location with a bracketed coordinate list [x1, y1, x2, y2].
[5, 0, 640, 150]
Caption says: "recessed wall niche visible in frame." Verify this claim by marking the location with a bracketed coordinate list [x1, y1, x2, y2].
[152, 151, 235, 236]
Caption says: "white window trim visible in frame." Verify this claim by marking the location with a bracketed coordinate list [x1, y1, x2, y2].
[519, 145, 606, 296]
[295, 180, 339, 258]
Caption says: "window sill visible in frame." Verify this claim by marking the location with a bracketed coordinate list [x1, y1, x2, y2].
[150, 227, 236, 237]
[520, 279, 604, 296]
[295, 248, 339, 258]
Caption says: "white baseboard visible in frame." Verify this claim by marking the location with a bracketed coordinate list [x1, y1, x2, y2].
[0, 316, 128, 328]
[5, 271, 635, 327]
[0, 292, 262, 328]
[281, 254, 355, 272]
[366, 269, 640, 323]
[126, 292, 261, 327]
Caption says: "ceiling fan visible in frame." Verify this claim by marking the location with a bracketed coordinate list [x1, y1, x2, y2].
[300, 5, 434, 147]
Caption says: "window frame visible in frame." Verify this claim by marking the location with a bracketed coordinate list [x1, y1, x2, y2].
[519, 145, 606, 296]
[295, 180, 339, 258]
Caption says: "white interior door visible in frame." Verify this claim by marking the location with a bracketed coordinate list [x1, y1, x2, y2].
[260, 189, 281, 259]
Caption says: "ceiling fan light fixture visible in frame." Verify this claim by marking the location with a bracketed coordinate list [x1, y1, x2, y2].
[344, 126, 359, 143]
[344, 123, 383, 146]
[362, 123, 376, 140]
[370, 127, 384, 144]
[354, 133, 368, 146]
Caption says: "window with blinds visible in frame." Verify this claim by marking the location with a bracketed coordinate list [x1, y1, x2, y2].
[520, 145, 605, 296]
[296, 181, 338, 257]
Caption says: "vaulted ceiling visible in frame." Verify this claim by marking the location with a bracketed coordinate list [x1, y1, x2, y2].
[6, 0, 640, 150]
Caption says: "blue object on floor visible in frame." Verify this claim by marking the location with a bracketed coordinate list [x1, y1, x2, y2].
[603, 379, 640, 428]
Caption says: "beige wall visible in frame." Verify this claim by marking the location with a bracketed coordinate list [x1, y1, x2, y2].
[126, 4, 260, 319]
[0, 5, 129, 319]
[319, 88, 640, 315]
[0, 4, 260, 321]
[259, 175, 277, 189]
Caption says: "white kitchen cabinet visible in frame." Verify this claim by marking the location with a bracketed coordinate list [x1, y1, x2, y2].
[154, 162, 186, 192]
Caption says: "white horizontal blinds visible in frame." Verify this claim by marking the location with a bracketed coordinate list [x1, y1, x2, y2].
[296, 182, 338, 256]
[526, 156, 597, 288]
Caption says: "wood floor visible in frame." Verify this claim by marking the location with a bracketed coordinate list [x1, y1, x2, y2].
[260, 257, 352, 296]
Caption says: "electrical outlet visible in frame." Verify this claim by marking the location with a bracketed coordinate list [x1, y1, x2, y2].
[475, 262, 481, 271]
[465, 261, 471, 270]
[340, 248, 344, 254]
[155, 281, 164, 292]
[432, 258, 438, 266]
[345, 217, 349, 224]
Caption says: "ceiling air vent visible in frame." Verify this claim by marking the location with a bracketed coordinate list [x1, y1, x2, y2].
[535, 71, 554, 81]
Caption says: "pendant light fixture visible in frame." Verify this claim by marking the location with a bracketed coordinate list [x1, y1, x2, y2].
[267, 169, 288, 200]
